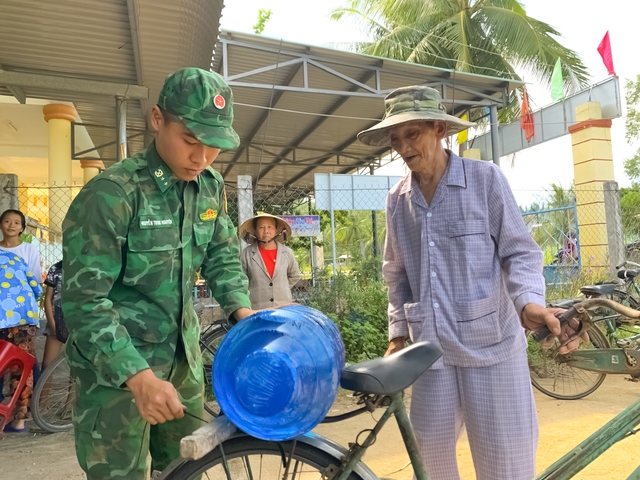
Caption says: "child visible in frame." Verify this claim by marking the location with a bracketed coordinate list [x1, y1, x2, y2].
[42, 260, 67, 369]
[0, 250, 43, 434]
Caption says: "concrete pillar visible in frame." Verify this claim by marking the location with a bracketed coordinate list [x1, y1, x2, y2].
[80, 159, 105, 183]
[0, 174, 19, 213]
[568, 101, 615, 272]
[237, 175, 254, 249]
[43, 104, 76, 233]
[463, 148, 482, 160]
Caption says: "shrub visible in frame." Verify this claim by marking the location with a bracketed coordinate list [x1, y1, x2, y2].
[309, 272, 389, 363]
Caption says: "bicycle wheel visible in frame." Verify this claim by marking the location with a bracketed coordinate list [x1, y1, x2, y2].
[165, 436, 364, 480]
[528, 326, 609, 400]
[201, 326, 227, 417]
[30, 351, 74, 432]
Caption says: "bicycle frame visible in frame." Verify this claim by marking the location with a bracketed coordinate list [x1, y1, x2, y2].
[534, 396, 640, 480]
[332, 391, 428, 480]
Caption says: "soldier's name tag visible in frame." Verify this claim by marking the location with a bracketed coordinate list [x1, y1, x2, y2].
[139, 216, 174, 229]
[200, 209, 218, 221]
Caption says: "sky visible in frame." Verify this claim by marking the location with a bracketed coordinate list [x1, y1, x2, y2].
[220, 0, 640, 193]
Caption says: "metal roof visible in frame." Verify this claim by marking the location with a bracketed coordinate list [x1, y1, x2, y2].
[0, 0, 224, 160]
[213, 30, 524, 187]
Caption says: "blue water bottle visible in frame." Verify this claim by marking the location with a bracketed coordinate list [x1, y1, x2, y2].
[213, 305, 345, 441]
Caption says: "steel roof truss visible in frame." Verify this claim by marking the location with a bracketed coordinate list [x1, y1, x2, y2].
[227, 57, 303, 82]
[222, 62, 304, 177]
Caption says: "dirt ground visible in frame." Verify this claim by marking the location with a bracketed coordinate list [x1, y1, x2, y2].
[1, 376, 639, 479]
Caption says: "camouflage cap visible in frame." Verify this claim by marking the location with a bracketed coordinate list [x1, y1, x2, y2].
[158, 67, 240, 150]
[357, 85, 476, 147]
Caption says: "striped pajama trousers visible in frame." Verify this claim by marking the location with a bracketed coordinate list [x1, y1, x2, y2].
[410, 348, 538, 480]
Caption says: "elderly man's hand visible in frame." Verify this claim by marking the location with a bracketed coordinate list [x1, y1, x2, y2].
[384, 337, 406, 357]
[521, 303, 588, 354]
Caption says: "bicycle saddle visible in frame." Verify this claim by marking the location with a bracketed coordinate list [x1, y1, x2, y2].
[580, 283, 617, 296]
[618, 269, 640, 279]
[340, 341, 442, 395]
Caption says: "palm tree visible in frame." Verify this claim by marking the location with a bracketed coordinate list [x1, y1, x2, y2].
[332, 0, 589, 120]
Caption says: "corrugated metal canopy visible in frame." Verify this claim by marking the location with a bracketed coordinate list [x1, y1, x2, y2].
[0, 0, 224, 160]
[214, 30, 524, 187]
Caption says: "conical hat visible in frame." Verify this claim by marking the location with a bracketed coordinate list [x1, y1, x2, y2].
[238, 213, 292, 244]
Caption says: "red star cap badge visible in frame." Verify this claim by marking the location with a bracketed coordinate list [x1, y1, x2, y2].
[213, 94, 226, 109]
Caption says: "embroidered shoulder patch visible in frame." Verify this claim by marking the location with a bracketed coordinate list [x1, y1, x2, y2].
[200, 209, 218, 221]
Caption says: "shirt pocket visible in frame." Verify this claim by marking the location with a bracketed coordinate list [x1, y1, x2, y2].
[192, 221, 215, 267]
[448, 219, 492, 272]
[403, 302, 427, 343]
[455, 296, 502, 349]
[123, 226, 181, 288]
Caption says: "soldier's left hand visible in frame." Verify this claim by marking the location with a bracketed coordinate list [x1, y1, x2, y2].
[233, 308, 256, 321]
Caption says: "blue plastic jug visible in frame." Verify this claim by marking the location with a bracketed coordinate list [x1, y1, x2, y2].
[213, 305, 345, 441]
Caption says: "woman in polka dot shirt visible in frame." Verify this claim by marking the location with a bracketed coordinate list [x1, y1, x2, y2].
[0, 249, 43, 434]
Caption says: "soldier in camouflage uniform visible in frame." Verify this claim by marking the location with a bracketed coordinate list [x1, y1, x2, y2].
[62, 68, 254, 480]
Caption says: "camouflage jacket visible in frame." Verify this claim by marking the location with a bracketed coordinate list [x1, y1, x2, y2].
[62, 142, 250, 388]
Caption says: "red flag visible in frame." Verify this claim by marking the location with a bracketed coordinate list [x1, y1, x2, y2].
[520, 86, 534, 142]
[597, 31, 616, 75]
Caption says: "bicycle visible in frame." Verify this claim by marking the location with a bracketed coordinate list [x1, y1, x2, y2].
[30, 346, 74, 432]
[528, 261, 640, 400]
[159, 340, 441, 480]
[158, 299, 640, 480]
[199, 314, 231, 417]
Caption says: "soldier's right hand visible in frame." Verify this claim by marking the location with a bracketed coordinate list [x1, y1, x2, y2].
[126, 369, 186, 425]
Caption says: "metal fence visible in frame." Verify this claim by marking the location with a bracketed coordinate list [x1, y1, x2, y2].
[5, 177, 640, 296]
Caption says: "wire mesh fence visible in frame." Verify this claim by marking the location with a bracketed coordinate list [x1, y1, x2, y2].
[4, 178, 640, 297]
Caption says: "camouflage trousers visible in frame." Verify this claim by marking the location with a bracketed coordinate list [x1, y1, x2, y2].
[72, 352, 204, 480]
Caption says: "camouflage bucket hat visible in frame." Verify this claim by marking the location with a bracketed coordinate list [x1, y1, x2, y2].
[158, 67, 240, 150]
[357, 85, 476, 147]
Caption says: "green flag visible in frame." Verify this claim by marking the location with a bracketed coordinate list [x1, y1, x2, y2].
[550, 57, 564, 102]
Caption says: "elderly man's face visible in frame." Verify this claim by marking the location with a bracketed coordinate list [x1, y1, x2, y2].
[388, 120, 446, 173]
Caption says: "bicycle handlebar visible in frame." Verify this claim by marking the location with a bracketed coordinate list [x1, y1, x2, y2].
[532, 298, 640, 342]
[531, 307, 578, 342]
[616, 260, 640, 270]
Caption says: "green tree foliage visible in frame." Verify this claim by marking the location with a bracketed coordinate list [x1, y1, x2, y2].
[252, 9, 273, 35]
[332, 0, 589, 121]
[310, 272, 389, 363]
[620, 188, 640, 240]
[620, 75, 640, 241]
[623, 75, 640, 182]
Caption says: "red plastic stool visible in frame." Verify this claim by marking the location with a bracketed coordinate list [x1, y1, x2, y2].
[0, 339, 36, 430]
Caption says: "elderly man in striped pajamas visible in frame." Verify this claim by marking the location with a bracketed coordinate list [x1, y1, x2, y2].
[357, 85, 583, 480]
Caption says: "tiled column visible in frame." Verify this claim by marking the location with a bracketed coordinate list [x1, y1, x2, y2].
[568, 102, 614, 271]
[43, 104, 76, 233]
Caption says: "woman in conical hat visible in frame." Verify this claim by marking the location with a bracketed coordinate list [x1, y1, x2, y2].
[239, 213, 300, 310]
